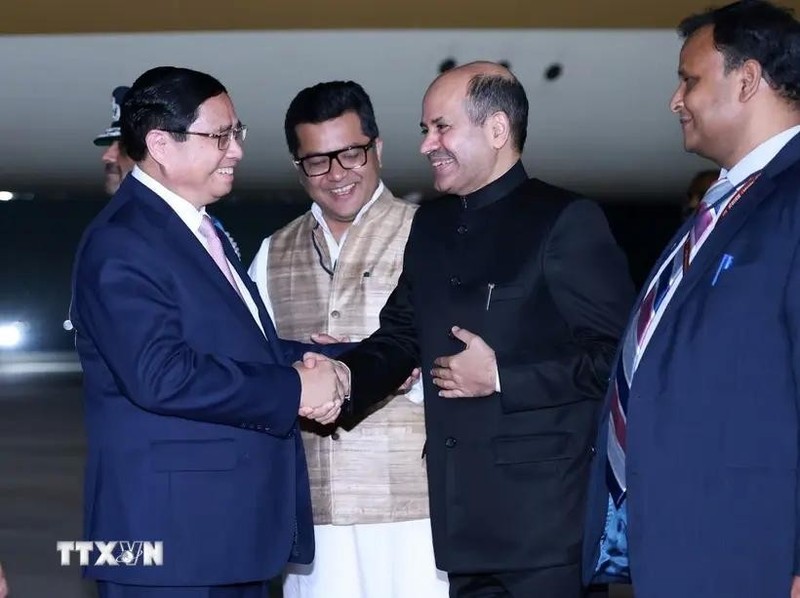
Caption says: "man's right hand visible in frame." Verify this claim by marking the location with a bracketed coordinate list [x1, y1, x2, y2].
[293, 353, 349, 425]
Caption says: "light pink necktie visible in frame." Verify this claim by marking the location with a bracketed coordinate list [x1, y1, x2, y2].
[198, 214, 242, 298]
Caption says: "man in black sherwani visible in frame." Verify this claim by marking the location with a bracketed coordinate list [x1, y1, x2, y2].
[336, 61, 635, 598]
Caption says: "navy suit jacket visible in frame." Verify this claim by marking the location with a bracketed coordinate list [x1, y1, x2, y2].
[583, 132, 800, 598]
[70, 176, 335, 586]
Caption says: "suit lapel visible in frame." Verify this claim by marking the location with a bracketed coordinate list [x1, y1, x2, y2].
[663, 176, 775, 318]
[218, 229, 282, 349]
[649, 133, 800, 339]
[131, 182, 271, 349]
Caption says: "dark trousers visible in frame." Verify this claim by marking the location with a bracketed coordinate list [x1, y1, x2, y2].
[97, 581, 271, 598]
[448, 565, 609, 598]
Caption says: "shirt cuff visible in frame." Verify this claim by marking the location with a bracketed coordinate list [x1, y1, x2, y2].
[494, 361, 501, 392]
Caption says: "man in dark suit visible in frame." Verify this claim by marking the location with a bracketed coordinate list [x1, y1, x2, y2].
[70, 66, 348, 598]
[583, 2, 800, 597]
[337, 61, 634, 597]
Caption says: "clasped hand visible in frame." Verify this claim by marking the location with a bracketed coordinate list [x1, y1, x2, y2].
[293, 352, 350, 425]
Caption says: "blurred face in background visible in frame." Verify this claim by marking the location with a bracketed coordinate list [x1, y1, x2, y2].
[101, 141, 135, 195]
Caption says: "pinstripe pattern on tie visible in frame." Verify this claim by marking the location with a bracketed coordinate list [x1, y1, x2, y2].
[606, 176, 734, 506]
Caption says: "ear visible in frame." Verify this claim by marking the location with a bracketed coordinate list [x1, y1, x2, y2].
[374, 137, 384, 167]
[145, 129, 171, 166]
[738, 59, 762, 103]
[486, 111, 511, 150]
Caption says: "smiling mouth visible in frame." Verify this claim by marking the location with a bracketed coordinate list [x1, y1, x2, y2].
[216, 167, 235, 176]
[329, 183, 356, 196]
[430, 157, 455, 170]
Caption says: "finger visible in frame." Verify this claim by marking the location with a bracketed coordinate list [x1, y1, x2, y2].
[433, 356, 452, 368]
[411, 367, 421, 380]
[311, 332, 349, 344]
[451, 326, 478, 345]
[432, 377, 459, 390]
[318, 404, 341, 425]
[430, 367, 454, 380]
[438, 388, 464, 398]
[310, 401, 339, 424]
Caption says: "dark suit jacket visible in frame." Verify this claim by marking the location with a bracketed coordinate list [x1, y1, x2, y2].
[70, 176, 334, 586]
[583, 132, 800, 598]
[339, 162, 634, 574]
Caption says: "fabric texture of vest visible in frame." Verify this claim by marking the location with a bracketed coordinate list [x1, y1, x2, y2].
[266, 188, 428, 525]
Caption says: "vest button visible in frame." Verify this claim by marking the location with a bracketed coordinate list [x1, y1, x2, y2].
[331, 310, 340, 319]
[449, 276, 461, 287]
[457, 224, 468, 234]
[445, 437, 457, 448]
[331, 432, 340, 441]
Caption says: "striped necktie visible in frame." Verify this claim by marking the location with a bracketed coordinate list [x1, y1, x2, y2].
[606, 176, 734, 506]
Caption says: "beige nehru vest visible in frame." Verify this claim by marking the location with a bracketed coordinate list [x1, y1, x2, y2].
[266, 188, 428, 525]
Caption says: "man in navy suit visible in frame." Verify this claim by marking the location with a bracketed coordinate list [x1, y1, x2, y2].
[583, 2, 800, 597]
[70, 66, 349, 597]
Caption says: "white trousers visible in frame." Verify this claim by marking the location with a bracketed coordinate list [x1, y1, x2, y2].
[283, 518, 449, 598]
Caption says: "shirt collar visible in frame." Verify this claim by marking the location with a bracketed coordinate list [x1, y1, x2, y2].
[722, 125, 800, 186]
[460, 160, 528, 210]
[310, 180, 385, 236]
[132, 166, 206, 233]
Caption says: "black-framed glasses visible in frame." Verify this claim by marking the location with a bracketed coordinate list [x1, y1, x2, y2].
[164, 124, 247, 151]
[293, 140, 375, 177]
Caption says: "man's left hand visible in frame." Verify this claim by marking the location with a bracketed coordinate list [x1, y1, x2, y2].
[431, 326, 496, 398]
[790, 575, 800, 598]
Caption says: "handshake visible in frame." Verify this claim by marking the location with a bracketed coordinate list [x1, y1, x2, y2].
[292, 352, 350, 425]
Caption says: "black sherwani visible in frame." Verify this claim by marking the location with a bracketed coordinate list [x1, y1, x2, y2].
[339, 161, 634, 581]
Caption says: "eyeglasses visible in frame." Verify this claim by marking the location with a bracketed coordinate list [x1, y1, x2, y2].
[294, 140, 375, 177]
[164, 124, 247, 151]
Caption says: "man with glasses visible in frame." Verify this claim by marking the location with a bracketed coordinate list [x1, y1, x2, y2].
[249, 80, 447, 598]
[70, 66, 349, 598]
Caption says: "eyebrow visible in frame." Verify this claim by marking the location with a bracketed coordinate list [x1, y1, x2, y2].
[420, 116, 446, 128]
[215, 120, 242, 133]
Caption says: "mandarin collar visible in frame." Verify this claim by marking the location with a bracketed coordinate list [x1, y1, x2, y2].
[459, 160, 527, 210]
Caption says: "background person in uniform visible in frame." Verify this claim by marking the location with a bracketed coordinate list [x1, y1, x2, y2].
[93, 85, 135, 196]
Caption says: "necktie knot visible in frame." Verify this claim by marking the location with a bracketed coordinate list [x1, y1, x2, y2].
[700, 177, 734, 210]
[199, 214, 219, 242]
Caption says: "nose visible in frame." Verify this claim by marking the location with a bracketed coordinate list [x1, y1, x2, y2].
[420, 131, 439, 156]
[326, 157, 347, 181]
[226, 137, 244, 160]
[102, 142, 120, 164]
[669, 85, 684, 114]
